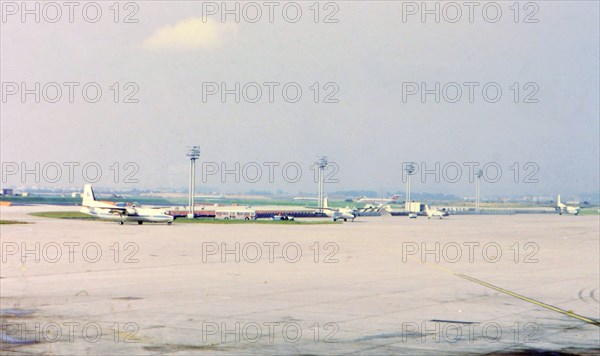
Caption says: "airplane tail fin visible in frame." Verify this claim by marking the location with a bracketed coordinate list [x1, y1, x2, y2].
[323, 196, 329, 209]
[82, 184, 96, 205]
[557, 195, 561, 205]
[391, 195, 399, 201]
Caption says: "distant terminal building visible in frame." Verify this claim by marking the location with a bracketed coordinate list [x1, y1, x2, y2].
[1, 188, 14, 196]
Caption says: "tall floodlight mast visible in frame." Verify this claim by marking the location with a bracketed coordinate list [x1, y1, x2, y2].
[476, 169, 483, 213]
[317, 156, 328, 213]
[405, 163, 416, 213]
[186, 146, 201, 219]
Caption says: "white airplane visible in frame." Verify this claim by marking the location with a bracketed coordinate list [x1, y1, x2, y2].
[556, 195, 580, 215]
[320, 197, 356, 222]
[356, 195, 400, 204]
[293, 196, 356, 221]
[80, 185, 174, 225]
[424, 205, 445, 219]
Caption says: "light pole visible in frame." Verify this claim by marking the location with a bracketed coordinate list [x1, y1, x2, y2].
[187, 146, 200, 218]
[476, 169, 483, 213]
[317, 156, 328, 213]
[405, 163, 415, 213]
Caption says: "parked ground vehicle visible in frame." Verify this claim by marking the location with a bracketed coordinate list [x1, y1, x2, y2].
[215, 208, 256, 220]
[272, 215, 294, 221]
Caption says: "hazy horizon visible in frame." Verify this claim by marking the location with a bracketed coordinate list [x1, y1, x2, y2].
[2, 1, 599, 197]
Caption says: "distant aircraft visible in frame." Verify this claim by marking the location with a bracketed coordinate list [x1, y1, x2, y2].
[355, 195, 400, 204]
[80, 185, 174, 225]
[424, 205, 445, 219]
[556, 195, 580, 215]
[293, 196, 356, 221]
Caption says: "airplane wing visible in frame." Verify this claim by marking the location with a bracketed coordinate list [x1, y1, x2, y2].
[99, 206, 139, 216]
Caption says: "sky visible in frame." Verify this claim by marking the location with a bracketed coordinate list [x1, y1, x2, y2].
[1, 1, 599, 198]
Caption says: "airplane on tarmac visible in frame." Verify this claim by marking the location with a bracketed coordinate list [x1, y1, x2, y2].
[293, 196, 356, 221]
[424, 205, 446, 219]
[556, 195, 580, 215]
[326, 202, 357, 222]
[79, 185, 174, 225]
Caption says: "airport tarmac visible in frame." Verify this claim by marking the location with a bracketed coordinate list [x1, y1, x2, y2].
[1, 205, 599, 355]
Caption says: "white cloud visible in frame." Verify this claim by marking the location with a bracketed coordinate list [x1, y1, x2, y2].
[142, 18, 237, 51]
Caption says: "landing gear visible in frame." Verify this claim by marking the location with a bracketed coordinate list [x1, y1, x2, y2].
[119, 221, 124, 225]
[167, 221, 172, 225]
[138, 221, 143, 225]
[245, 217, 250, 220]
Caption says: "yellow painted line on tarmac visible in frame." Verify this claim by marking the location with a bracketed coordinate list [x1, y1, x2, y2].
[454, 273, 600, 327]
[414, 259, 600, 327]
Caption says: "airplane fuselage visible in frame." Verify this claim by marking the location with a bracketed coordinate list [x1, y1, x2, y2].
[329, 209, 356, 222]
[556, 195, 579, 215]
[79, 185, 174, 224]
[556, 206, 579, 215]
[80, 206, 174, 224]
